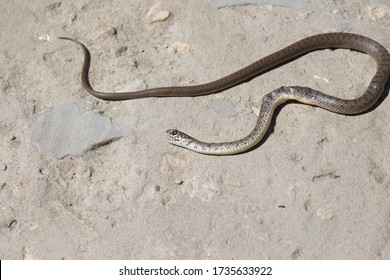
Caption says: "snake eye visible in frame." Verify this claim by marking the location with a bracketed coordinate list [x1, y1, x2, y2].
[171, 129, 178, 136]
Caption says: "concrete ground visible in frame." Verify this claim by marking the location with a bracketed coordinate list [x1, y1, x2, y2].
[0, 0, 389, 259]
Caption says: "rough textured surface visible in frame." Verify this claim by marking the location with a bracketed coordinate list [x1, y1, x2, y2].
[0, 0, 389, 259]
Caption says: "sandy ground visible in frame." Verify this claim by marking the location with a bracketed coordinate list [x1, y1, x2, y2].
[1, 0, 390, 259]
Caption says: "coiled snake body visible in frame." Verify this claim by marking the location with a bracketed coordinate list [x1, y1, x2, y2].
[60, 33, 390, 155]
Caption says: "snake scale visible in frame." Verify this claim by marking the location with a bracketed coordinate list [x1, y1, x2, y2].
[59, 33, 390, 155]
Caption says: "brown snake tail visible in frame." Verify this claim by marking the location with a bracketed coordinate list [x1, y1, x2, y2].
[59, 33, 390, 155]
[59, 33, 390, 103]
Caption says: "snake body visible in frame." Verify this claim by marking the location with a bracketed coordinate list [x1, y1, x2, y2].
[60, 33, 390, 155]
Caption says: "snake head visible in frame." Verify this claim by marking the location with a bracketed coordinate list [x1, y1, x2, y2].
[166, 129, 194, 148]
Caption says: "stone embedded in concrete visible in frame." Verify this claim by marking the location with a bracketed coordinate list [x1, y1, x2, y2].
[31, 101, 132, 158]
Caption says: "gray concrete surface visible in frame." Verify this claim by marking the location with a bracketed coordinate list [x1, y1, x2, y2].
[0, 0, 389, 259]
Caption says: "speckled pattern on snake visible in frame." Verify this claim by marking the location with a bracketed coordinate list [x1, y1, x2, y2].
[59, 33, 390, 155]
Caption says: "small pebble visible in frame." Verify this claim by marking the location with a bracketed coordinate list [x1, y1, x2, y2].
[146, 3, 170, 22]
[317, 208, 334, 220]
[76, 163, 92, 179]
[175, 179, 183, 185]
[0, 206, 15, 228]
[169, 42, 190, 54]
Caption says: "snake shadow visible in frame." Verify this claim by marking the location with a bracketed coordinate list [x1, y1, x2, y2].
[239, 76, 390, 155]
[240, 101, 298, 155]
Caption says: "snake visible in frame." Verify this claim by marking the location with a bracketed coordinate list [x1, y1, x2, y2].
[59, 33, 390, 155]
